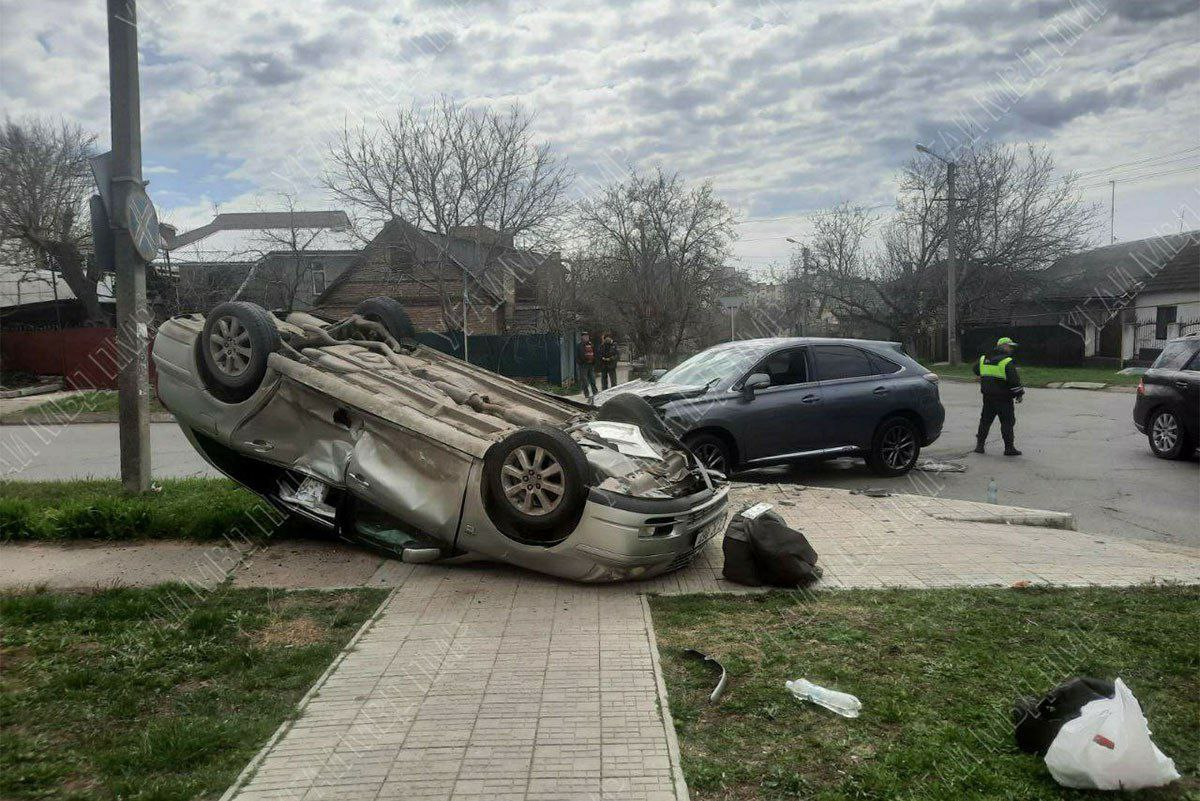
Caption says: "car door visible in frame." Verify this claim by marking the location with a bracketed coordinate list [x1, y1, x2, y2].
[1179, 347, 1200, 439]
[735, 346, 826, 463]
[810, 344, 893, 450]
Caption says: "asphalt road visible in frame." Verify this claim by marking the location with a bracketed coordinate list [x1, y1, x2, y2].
[2, 381, 1196, 545]
[744, 380, 1199, 547]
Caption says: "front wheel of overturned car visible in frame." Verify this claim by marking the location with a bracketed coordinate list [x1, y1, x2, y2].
[355, 296, 416, 342]
[199, 301, 280, 402]
[483, 426, 591, 539]
[867, 416, 921, 476]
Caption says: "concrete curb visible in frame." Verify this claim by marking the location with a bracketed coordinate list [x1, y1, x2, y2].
[641, 594, 691, 801]
[935, 374, 1137, 393]
[0, 412, 175, 426]
[931, 509, 1076, 530]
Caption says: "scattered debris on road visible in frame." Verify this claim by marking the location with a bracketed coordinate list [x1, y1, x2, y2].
[915, 459, 967, 473]
[850, 488, 893, 497]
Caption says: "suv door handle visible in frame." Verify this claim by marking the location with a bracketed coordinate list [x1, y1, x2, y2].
[872, 386, 889, 395]
[347, 471, 370, 488]
[801, 394, 820, 404]
[1175, 381, 1189, 390]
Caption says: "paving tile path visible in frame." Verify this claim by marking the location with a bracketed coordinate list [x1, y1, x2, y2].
[218, 485, 1200, 801]
[226, 568, 683, 801]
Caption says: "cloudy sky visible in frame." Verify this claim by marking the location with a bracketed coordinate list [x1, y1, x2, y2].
[2, 0, 1197, 270]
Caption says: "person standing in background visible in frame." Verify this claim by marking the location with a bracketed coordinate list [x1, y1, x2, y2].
[598, 332, 619, 390]
[576, 331, 598, 401]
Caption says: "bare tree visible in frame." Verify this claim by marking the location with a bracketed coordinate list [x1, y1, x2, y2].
[800, 142, 1097, 353]
[235, 194, 349, 314]
[324, 97, 571, 330]
[575, 169, 737, 363]
[0, 117, 105, 323]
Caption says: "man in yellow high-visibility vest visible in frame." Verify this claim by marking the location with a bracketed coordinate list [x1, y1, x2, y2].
[971, 336, 1025, 455]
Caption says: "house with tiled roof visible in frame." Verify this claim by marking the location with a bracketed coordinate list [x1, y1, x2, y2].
[314, 219, 562, 335]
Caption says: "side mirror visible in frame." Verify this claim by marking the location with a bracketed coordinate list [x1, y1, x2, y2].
[650, 368, 667, 381]
[742, 373, 770, 397]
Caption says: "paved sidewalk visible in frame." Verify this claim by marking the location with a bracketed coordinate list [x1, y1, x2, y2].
[225, 569, 682, 801]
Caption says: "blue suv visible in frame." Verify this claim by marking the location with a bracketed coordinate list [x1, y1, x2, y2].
[593, 338, 945, 476]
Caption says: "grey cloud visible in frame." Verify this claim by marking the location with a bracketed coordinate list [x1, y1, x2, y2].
[1015, 83, 1142, 128]
[1110, 0, 1198, 22]
[226, 51, 304, 86]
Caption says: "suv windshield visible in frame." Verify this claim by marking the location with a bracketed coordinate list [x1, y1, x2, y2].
[658, 343, 765, 387]
[1151, 340, 1198, 370]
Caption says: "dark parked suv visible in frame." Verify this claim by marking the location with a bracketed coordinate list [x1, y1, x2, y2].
[593, 337, 945, 476]
[1134, 334, 1200, 460]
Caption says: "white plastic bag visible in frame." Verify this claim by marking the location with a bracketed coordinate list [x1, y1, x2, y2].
[1043, 678, 1179, 790]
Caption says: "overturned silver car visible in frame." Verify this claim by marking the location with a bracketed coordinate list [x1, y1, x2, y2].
[152, 298, 728, 581]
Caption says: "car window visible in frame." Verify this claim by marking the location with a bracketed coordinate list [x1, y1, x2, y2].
[867, 352, 902, 374]
[658, 343, 764, 387]
[1151, 341, 1197, 371]
[813, 344, 875, 381]
[752, 347, 809, 387]
[1184, 349, 1200, 372]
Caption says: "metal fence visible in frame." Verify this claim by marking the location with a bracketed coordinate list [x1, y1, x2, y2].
[416, 331, 572, 385]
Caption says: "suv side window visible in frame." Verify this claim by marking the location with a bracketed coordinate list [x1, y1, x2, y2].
[813, 344, 875, 381]
[1152, 341, 1196, 371]
[752, 347, 810, 387]
[1183, 348, 1200, 372]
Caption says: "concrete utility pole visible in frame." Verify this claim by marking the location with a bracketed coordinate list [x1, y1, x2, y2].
[916, 144, 960, 365]
[1110, 180, 1116, 243]
[945, 160, 959, 366]
[108, 0, 151, 492]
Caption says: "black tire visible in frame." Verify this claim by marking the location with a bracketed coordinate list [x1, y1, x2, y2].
[483, 426, 591, 538]
[595, 393, 684, 444]
[355, 297, 416, 341]
[867, 416, 921, 476]
[199, 302, 280, 402]
[684, 432, 733, 475]
[1147, 408, 1191, 460]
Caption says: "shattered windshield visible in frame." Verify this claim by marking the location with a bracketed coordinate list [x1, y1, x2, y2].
[658, 343, 766, 387]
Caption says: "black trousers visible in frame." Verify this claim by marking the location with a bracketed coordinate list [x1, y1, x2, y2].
[600, 366, 617, 390]
[977, 396, 1016, 446]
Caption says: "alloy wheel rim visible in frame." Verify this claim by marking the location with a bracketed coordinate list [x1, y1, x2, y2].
[693, 443, 726, 473]
[500, 445, 565, 516]
[882, 426, 916, 469]
[208, 316, 252, 377]
[1152, 413, 1179, 452]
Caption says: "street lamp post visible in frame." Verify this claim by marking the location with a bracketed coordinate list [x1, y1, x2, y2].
[915, 143, 960, 365]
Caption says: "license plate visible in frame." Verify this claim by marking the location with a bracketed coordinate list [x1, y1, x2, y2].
[693, 517, 724, 548]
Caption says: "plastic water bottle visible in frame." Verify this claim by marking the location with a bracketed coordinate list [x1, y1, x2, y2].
[987, 478, 998, 504]
[785, 679, 862, 718]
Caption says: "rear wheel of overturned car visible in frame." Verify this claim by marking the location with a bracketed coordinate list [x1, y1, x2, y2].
[684, 432, 733, 476]
[483, 426, 591, 539]
[199, 301, 280, 402]
[354, 297, 416, 342]
[867, 416, 921, 476]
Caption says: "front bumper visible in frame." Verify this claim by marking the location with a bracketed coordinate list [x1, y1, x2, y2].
[456, 464, 731, 582]
[923, 402, 947, 445]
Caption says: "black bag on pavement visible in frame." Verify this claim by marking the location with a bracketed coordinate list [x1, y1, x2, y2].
[722, 510, 820, 588]
[1013, 677, 1116, 756]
